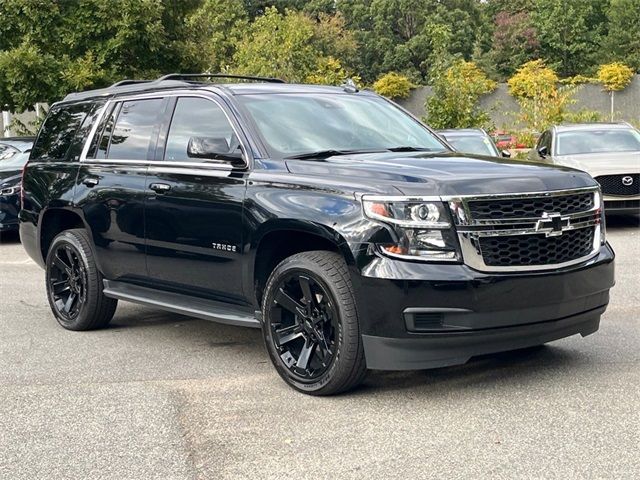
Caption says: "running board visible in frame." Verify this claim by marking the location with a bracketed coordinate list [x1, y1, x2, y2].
[103, 280, 261, 328]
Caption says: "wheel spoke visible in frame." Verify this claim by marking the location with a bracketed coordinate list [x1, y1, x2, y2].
[299, 275, 314, 308]
[64, 247, 75, 270]
[296, 339, 315, 371]
[274, 287, 304, 315]
[63, 293, 76, 313]
[53, 252, 70, 272]
[278, 331, 304, 346]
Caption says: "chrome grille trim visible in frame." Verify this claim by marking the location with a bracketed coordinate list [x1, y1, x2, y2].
[443, 187, 602, 272]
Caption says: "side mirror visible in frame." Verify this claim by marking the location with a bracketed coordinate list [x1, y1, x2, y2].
[187, 136, 244, 164]
[501, 150, 511, 158]
[537, 145, 548, 158]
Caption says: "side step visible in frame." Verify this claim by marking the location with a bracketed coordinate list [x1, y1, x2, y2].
[103, 280, 261, 328]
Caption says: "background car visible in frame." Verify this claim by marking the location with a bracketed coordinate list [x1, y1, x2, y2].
[438, 128, 510, 157]
[492, 130, 527, 149]
[0, 136, 35, 160]
[0, 138, 33, 233]
[529, 123, 640, 215]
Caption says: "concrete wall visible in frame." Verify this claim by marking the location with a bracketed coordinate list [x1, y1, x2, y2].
[399, 74, 640, 130]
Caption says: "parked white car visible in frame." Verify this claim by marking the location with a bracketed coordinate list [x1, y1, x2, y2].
[530, 123, 640, 215]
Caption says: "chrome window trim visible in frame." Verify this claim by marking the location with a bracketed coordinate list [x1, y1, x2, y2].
[78, 91, 251, 170]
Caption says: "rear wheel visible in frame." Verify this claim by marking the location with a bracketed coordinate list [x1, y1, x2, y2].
[262, 251, 366, 395]
[45, 229, 117, 330]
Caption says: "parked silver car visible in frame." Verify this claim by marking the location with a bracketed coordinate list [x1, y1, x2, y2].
[437, 128, 510, 158]
[530, 123, 640, 214]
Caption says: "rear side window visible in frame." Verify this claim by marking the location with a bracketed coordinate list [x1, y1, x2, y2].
[30, 102, 94, 161]
[106, 98, 163, 160]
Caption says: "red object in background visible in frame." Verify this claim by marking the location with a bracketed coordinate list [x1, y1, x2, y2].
[493, 131, 527, 149]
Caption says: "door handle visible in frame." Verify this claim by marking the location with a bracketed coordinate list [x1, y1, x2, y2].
[82, 177, 99, 187]
[149, 183, 171, 193]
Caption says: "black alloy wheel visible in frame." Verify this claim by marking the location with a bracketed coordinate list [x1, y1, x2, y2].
[262, 251, 367, 395]
[45, 229, 117, 330]
[48, 243, 87, 321]
[269, 272, 338, 380]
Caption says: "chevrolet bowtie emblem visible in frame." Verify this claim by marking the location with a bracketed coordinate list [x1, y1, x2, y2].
[535, 212, 568, 237]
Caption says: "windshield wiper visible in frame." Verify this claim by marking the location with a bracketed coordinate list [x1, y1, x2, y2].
[386, 146, 440, 152]
[285, 149, 386, 160]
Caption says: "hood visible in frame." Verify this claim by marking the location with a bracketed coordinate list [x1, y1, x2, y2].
[0, 167, 22, 187]
[285, 152, 596, 196]
[553, 151, 640, 176]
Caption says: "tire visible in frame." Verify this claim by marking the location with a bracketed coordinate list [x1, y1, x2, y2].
[45, 228, 117, 331]
[262, 251, 367, 395]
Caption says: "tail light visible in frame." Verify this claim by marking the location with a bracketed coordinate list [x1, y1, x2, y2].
[20, 161, 28, 209]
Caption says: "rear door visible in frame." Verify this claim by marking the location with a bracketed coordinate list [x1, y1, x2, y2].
[144, 94, 248, 303]
[75, 96, 168, 281]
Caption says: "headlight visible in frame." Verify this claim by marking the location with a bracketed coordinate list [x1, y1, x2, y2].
[362, 196, 460, 261]
[596, 188, 606, 245]
[0, 185, 20, 196]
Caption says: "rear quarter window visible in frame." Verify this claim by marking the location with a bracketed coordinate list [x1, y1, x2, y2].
[30, 102, 96, 162]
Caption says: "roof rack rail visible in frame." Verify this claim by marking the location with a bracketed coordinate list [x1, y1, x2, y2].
[110, 79, 153, 88]
[156, 73, 285, 84]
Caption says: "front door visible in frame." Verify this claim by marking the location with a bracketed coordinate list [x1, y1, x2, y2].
[144, 95, 247, 303]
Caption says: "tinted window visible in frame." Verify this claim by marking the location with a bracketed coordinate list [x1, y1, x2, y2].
[31, 102, 93, 161]
[444, 135, 498, 156]
[67, 102, 104, 161]
[556, 129, 640, 155]
[237, 93, 446, 158]
[164, 97, 236, 162]
[107, 98, 163, 160]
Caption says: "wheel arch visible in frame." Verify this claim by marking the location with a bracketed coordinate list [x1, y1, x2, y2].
[38, 208, 88, 263]
[250, 220, 357, 308]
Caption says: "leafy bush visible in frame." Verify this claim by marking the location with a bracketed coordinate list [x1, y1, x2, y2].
[425, 60, 496, 129]
[508, 60, 575, 131]
[597, 62, 634, 91]
[372, 72, 413, 100]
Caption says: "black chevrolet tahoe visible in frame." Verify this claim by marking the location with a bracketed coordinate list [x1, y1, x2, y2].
[19, 74, 615, 395]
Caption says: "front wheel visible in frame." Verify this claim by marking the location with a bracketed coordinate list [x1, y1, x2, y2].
[45, 229, 117, 330]
[262, 251, 366, 395]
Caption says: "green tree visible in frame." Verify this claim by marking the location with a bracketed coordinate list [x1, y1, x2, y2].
[603, 0, 640, 71]
[0, 0, 196, 112]
[232, 7, 356, 82]
[426, 60, 496, 129]
[181, 0, 248, 73]
[532, 0, 608, 77]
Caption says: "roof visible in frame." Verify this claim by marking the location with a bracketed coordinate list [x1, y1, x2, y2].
[554, 122, 633, 132]
[437, 128, 486, 136]
[62, 76, 365, 103]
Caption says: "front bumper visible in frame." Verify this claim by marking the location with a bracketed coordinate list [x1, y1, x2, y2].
[604, 197, 639, 214]
[352, 243, 615, 370]
[0, 194, 20, 231]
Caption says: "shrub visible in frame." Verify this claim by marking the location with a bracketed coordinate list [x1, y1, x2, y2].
[508, 60, 575, 131]
[425, 60, 496, 129]
[372, 72, 413, 100]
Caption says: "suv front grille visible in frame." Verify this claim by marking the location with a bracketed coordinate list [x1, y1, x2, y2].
[467, 191, 594, 220]
[449, 188, 602, 272]
[595, 174, 640, 196]
[479, 227, 595, 267]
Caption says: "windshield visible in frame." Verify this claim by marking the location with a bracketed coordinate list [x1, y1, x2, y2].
[237, 93, 447, 158]
[443, 135, 498, 156]
[0, 151, 29, 169]
[0, 144, 19, 160]
[556, 129, 640, 155]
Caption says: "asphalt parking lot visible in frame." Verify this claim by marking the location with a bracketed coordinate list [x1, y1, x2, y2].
[0, 215, 638, 480]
